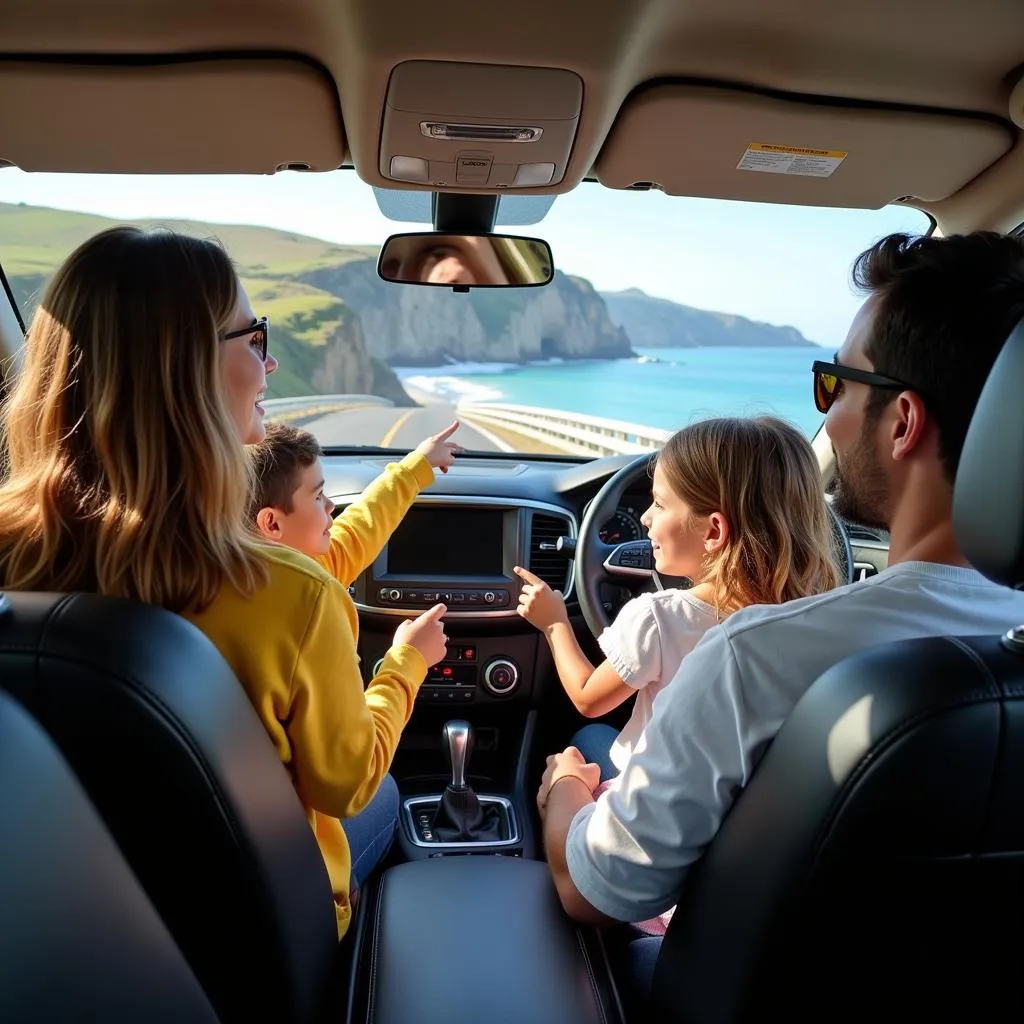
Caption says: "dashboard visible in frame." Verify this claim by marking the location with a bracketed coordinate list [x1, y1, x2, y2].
[330, 452, 650, 608]
[327, 451, 651, 708]
[353, 495, 577, 619]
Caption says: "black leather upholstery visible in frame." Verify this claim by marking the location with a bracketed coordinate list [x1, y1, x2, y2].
[0, 689, 220, 1024]
[954, 319, 1024, 587]
[0, 592, 339, 1024]
[353, 857, 623, 1024]
[651, 632, 1024, 1021]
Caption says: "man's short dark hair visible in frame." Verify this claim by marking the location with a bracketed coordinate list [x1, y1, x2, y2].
[853, 231, 1024, 484]
[248, 421, 322, 518]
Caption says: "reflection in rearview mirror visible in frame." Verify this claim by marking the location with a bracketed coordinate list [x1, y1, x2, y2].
[377, 232, 554, 291]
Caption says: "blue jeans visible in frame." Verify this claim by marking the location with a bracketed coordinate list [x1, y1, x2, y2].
[624, 935, 662, 1011]
[341, 773, 400, 889]
[569, 723, 619, 783]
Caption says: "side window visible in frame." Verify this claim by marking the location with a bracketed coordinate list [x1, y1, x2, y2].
[0, 260, 27, 408]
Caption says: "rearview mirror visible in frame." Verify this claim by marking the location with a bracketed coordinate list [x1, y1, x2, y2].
[377, 232, 554, 291]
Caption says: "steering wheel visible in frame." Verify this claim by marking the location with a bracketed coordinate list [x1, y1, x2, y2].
[574, 452, 855, 638]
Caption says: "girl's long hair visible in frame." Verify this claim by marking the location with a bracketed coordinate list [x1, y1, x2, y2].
[657, 416, 842, 615]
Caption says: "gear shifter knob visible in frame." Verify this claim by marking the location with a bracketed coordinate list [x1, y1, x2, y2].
[442, 720, 473, 790]
[432, 720, 503, 843]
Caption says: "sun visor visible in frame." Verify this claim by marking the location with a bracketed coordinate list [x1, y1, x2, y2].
[0, 58, 345, 174]
[595, 84, 1014, 208]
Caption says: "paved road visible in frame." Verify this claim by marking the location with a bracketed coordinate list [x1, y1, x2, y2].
[298, 399, 504, 452]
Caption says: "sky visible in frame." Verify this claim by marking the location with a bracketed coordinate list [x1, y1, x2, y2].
[0, 167, 930, 350]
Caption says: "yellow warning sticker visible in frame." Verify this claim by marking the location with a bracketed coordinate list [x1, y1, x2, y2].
[737, 142, 847, 178]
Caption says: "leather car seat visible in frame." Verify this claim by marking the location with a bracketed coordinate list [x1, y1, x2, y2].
[0, 688, 220, 1024]
[0, 591, 342, 1024]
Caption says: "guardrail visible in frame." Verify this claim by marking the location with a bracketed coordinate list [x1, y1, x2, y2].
[456, 401, 670, 456]
[263, 394, 394, 424]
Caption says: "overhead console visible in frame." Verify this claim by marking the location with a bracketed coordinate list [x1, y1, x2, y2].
[595, 82, 1014, 208]
[379, 60, 583, 190]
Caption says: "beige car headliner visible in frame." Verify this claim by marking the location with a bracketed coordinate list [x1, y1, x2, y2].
[0, 0, 1021, 230]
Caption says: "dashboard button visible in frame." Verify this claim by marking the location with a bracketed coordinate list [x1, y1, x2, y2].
[482, 658, 520, 696]
[483, 591, 496, 604]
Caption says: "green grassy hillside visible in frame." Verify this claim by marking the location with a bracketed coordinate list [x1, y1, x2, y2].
[0, 202, 383, 399]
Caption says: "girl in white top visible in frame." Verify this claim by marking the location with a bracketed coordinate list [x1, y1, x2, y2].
[515, 415, 841, 787]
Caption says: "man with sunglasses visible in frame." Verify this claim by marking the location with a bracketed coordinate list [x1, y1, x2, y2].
[534, 230, 1024, 999]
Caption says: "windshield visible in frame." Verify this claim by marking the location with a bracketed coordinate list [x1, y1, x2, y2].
[0, 169, 929, 457]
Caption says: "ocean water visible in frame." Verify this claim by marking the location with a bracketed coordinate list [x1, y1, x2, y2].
[398, 346, 827, 438]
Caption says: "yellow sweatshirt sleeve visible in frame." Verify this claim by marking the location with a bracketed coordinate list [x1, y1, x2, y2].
[317, 451, 435, 587]
[286, 576, 427, 818]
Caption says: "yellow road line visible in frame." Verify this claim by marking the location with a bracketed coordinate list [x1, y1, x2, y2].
[380, 409, 416, 447]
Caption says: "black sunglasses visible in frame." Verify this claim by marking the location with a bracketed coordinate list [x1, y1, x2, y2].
[811, 359, 912, 414]
[223, 316, 270, 361]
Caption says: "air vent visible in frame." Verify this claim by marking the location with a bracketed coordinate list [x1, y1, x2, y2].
[528, 512, 573, 594]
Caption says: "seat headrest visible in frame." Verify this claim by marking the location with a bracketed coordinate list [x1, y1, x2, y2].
[953, 318, 1024, 588]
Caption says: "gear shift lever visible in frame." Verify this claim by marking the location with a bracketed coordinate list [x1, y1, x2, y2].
[443, 720, 472, 790]
[430, 719, 504, 843]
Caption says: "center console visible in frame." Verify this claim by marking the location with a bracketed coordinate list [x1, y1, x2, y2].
[353, 495, 576, 707]
[347, 721, 625, 1022]
[338, 489, 625, 1023]
[397, 718, 530, 860]
[347, 857, 624, 1024]
[351, 495, 576, 622]
[343, 495, 576, 859]
[370, 641, 528, 706]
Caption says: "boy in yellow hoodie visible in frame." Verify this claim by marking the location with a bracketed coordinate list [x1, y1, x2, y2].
[248, 418, 460, 912]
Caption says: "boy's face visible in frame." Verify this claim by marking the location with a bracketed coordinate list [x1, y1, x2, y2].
[255, 458, 335, 556]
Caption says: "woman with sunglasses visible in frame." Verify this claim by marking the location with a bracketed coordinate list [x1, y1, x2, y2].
[0, 226, 447, 942]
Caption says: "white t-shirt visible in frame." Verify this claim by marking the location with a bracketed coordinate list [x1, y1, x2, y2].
[597, 589, 719, 771]
[566, 561, 1024, 923]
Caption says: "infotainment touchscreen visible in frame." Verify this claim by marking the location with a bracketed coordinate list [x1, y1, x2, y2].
[385, 506, 505, 577]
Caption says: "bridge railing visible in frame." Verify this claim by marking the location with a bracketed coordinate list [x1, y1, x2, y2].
[456, 401, 670, 457]
[262, 394, 394, 424]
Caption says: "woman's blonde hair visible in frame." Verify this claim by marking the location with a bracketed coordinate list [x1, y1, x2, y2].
[0, 225, 267, 612]
[657, 416, 841, 615]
